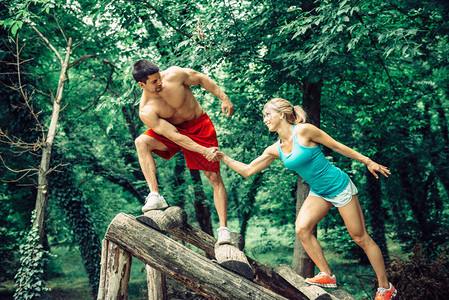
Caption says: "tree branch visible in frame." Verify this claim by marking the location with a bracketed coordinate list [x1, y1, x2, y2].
[68, 54, 98, 70]
[30, 24, 63, 64]
[353, 11, 399, 98]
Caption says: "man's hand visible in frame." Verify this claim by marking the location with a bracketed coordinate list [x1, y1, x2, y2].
[203, 147, 219, 162]
[222, 99, 234, 117]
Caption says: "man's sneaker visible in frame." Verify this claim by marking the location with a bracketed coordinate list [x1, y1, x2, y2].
[217, 227, 232, 245]
[142, 192, 168, 213]
[305, 272, 337, 288]
[375, 283, 397, 300]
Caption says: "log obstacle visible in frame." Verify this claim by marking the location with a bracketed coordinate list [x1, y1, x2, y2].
[274, 265, 355, 300]
[98, 207, 354, 300]
[138, 206, 253, 280]
[100, 213, 287, 299]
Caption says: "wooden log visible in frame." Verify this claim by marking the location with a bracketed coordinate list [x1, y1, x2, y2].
[105, 213, 288, 300]
[160, 223, 308, 300]
[214, 243, 254, 279]
[98, 239, 108, 299]
[274, 264, 355, 300]
[137, 206, 187, 231]
[97, 239, 132, 300]
[146, 265, 167, 300]
[329, 289, 356, 300]
[138, 207, 244, 250]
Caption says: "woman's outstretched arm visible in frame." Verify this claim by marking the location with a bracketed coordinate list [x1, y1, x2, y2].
[217, 143, 279, 178]
[299, 124, 391, 179]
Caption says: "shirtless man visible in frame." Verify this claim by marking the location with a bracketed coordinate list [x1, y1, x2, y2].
[132, 59, 234, 244]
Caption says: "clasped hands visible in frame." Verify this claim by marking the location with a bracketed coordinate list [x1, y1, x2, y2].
[203, 147, 222, 162]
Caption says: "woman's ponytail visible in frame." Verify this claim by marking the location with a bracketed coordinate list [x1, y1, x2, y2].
[265, 98, 307, 125]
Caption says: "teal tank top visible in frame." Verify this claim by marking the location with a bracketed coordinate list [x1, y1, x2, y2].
[278, 125, 349, 197]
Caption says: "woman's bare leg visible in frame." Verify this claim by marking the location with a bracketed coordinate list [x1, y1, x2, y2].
[338, 195, 389, 289]
[295, 195, 333, 275]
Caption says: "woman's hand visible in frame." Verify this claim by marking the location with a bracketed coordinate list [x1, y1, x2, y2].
[366, 160, 391, 179]
[203, 147, 219, 162]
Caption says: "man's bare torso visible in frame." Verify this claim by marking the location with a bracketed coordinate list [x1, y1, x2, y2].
[139, 67, 204, 125]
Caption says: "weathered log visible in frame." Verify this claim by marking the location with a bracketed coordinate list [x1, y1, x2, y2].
[137, 207, 244, 250]
[165, 224, 308, 300]
[329, 289, 356, 300]
[146, 265, 167, 300]
[97, 239, 132, 300]
[274, 264, 356, 300]
[137, 207, 306, 299]
[105, 213, 288, 300]
[214, 243, 254, 279]
[137, 206, 187, 231]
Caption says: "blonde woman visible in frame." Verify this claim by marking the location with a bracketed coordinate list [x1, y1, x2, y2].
[216, 98, 397, 300]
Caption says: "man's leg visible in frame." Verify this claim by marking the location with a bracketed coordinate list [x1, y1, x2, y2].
[202, 170, 231, 244]
[135, 134, 168, 192]
[202, 171, 228, 227]
[135, 134, 169, 211]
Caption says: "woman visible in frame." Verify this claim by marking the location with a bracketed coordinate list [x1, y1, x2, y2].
[216, 98, 397, 300]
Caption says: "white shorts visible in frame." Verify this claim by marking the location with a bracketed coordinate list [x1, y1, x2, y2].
[308, 179, 358, 207]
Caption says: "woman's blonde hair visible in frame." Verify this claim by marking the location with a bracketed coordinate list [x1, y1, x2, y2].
[264, 98, 307, 125]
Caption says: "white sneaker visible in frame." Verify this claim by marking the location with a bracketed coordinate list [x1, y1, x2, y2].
[217, 227, 232, 245]
[142, 192, 168, 213]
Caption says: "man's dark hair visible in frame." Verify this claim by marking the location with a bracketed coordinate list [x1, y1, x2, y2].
[132, 60, 159, 83]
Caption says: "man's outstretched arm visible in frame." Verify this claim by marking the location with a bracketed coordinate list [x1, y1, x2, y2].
[182, 68, 234, 117]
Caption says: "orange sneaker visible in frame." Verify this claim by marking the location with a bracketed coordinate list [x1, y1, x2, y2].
[375, 283, 397, 300]
[305, 272, 337, 288]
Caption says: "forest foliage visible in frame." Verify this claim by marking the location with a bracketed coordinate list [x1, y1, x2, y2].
[1, 0, 448, 299]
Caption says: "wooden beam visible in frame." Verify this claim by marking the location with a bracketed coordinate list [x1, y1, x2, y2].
[275, 264, 356, 300]
[153, 219, 309, 300]
[97, 239, 131, 300]
[105, 213, 289, 300]
[146, 265, 167, 300]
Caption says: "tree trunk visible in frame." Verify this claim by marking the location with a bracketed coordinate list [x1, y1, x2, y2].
[172, 154, 187, 207]
[397, 159, 434, 244]
[189, 169, 213, 236]
[33, 36, 72, 244]
[365, 166, 389, 262]
[292, 80, 322, 277]
[240, 172, 262, 238]
[301, 81, 322, 128]
[292, 177, 315, 278]
[429, 98, 449, 195]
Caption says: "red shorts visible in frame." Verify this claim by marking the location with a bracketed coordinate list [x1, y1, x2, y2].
[141, 113, 220, 172]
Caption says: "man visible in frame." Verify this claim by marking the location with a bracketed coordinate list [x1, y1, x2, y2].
[132, 59, 233, 244]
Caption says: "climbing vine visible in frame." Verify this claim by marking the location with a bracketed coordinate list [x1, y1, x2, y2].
[49, 155, 102, 297]
[14, 210, 50, 300]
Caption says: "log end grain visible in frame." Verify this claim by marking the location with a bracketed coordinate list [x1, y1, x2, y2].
[215, 244, 255, 280]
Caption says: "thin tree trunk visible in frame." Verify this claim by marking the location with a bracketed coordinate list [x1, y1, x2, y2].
[365, 164, 389, 262]
[173, 154, 186, 208]
[33, 34, 72, 244]
[189, 169, 213, 236]
[292, 177, 315, 277]
[397, 159, 434, 244]
[240, 172, 262, 238]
